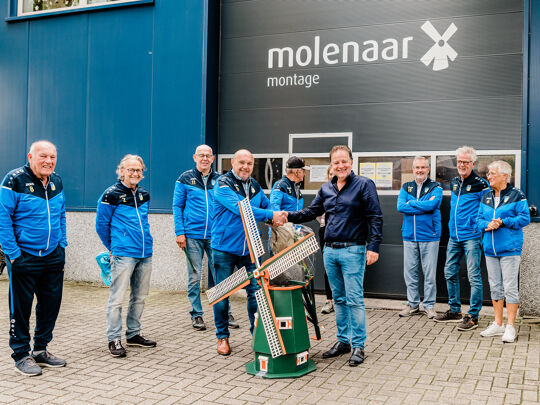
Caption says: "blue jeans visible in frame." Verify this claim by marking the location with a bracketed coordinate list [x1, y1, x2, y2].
[403, 240, 439, 310]
[185, 238, 213, 319]
[323, 244, 366, 349]
[443, 238, 483, 318]
[211, 249, 259, 339]
[107, 256, 152, 342]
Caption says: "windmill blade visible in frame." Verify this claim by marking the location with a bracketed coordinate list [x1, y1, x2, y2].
[441, 23, 458, 42]
[421, 20, 443, 42]
[238, 198, 265, 265]
[255, 279, 286, 358]
[261, 233, 319, 281]
[206, 266, 253, 306]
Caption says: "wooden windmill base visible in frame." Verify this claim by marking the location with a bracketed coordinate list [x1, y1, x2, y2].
[245, 285, 317, 379]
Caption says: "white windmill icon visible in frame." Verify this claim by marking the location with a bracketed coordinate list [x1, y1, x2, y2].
[420, 21, 458, 71]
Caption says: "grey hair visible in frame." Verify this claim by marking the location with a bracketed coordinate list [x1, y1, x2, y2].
[412, 156, 430, 167]
[455, 145, 478, 162]
[488, 160, 512, 177]
[116, 154, 146, 180]
[29, 140, 56, 155]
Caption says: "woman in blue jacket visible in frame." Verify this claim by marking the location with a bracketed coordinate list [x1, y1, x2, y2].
[477, 161, 530, 343]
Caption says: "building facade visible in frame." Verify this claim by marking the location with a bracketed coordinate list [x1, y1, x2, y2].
[1, 0, 539, 315]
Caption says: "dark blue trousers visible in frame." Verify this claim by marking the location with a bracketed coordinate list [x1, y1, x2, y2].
[6, 245, 65, 362]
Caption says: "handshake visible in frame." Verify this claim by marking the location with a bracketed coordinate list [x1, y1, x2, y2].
[272, 211, 288, 227]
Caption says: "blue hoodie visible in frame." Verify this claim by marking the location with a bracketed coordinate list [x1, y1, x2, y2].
[449, 171, 490, 241]
[477, 184, 530, 257]
[211, 170, 273, 256]
[0, 164, 67, 260]
[397, 178, 442, 242]
[173, 168, 220, 239]
[96, 181, 153, 258]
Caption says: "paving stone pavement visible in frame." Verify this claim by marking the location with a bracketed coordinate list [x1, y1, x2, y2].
[0, 279, 538, 405]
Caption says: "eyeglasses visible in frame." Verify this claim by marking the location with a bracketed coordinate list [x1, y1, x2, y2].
[457, 160, 473, 165]
[125, 168, 143, 174]
[196, 154, 213, 159]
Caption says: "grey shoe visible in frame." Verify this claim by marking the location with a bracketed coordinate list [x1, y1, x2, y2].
[192, 316, 206, 331]
[108, 339, 127, 357]
[321, 300, 334, 314]
[457, 315, 478, 331]
[14, 356, 42, 376]
[228, 314, 239, 329]
[32, 350, 66, 368]
[424, 308, 438, 319]
[398, 305, 420, 317]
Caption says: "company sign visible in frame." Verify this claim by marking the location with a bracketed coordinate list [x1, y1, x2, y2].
[266, 21, 457, 89]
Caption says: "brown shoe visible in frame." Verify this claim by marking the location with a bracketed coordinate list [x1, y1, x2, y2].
[217, 338, 231, 356]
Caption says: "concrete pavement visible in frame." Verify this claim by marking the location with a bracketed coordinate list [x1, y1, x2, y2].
[0, 279, 538, 405]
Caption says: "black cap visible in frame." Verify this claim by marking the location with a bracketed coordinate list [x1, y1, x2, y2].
[286, 156, 308, 169]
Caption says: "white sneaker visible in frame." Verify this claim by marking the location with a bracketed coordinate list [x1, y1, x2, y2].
[502, 324, 516, 343]
[480, 321, 505, 337]
[424, 308, 438, 319]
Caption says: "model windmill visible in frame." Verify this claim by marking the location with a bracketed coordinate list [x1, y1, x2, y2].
[206, 198, 320, 378]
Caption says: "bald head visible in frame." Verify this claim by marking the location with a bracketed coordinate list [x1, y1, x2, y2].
[231, 149, 254, 181]
[28, 140, 57, 182]
[193, 144, 215, 175]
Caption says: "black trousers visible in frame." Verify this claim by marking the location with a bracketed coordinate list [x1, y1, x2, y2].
[6, 245, 65, 362]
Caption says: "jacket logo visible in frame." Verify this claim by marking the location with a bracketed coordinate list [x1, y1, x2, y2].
[191, 178, 196, 185]
[466, 185, 471, 191]
[452, 184, 457, 191]
[29, 185, 34, 192]
[287, 187, 292, 193]
[251, 187, 255, 193]
[486, 198, 491, 203]
[51, 183, 56, 191]
[139, 194, 143, 201]
[504, 196, 509, 203]
[407, 186, 413, 193]
[235, 184, 240, 192]
[212, 180, 215, 186]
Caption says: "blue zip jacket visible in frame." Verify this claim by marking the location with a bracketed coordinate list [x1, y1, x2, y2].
[0, 164, 67, 260]
[477, 184, 530, 257]
[211, 170, 273, 256]
[269, 176, 303, 212]
[288, 172, 383, 252]
[397, 178, 442, 242]
[96, 181, 153, 258]
[173, 168, 220, 239]
[449, 171, 490, 241]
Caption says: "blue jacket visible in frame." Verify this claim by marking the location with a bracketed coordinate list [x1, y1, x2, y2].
[0, 164, 67, 260]
[173, 168, 220, 239]
[449, 171, 490, 241]
[211, 170, 273, 256]
[269, 176, 303, 212]
[288, 172, 383, 252]
[96, 181, 153, 258]
[477, 184, 530, 257]
[397, 179, 442, 242]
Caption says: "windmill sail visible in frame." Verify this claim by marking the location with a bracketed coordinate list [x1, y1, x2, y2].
[206, 266, 253, 306]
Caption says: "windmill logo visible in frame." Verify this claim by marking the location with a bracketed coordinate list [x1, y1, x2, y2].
[420, 21, 458, 71]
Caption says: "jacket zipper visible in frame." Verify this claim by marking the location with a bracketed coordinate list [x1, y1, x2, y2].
[43, 185, 51, 256]
[454, 180, 462, 241]
[491, 193, 498, 256]
[132, 190, 145, 257]
[203, 181, 209, 239]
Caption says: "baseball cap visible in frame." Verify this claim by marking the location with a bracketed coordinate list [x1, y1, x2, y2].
[286, 156, 310, 170]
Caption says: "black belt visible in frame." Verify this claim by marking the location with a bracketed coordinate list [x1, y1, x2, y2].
[325, 241, 364, 249]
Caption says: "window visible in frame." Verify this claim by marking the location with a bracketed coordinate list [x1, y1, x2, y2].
[358, 156, 416, 191]
[220, 157, 283, 191]
[16, 0, 151, 17]
[436, 154, 516, 190]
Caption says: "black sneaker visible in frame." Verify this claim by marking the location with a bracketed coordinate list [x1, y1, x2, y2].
[434, 309, 463, 323]
[228, 314, 239, 329]
[108, 339, 127, 357]
[457, 315, 478, 331]
[126, 334, 157, 347]
[192, 316, 206, 331]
